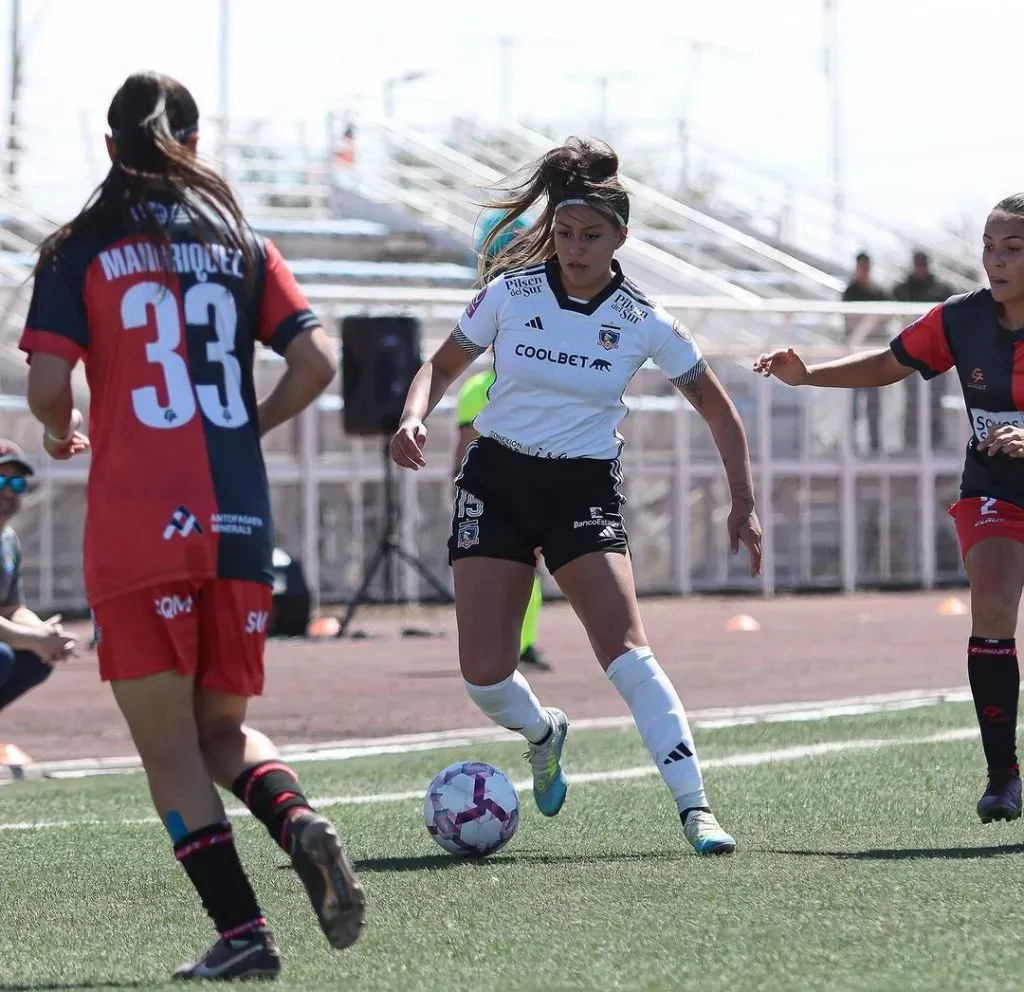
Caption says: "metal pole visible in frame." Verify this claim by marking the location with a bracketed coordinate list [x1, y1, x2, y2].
[6, 0, 22, 190]
[217, 0, 229, 167]
[823, 0, 843, 250]
[498, 35, 512, 119]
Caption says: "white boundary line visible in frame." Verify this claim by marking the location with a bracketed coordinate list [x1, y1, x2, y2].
[23, 684, 974, 782]
[0, 726, 979, 833]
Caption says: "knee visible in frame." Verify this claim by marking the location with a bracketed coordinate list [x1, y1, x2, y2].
[970, 583, 1020, 636]
[196, 715, 246, 760]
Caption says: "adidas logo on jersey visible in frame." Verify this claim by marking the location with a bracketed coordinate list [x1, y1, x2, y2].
[524, 316, 545, 330]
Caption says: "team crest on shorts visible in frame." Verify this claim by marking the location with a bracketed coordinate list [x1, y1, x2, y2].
[598, 324, 621, 350]
[457, 522, 480, 549]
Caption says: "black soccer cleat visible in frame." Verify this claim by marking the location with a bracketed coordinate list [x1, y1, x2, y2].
[172, 927, 281, 982]
[289, 813, 366, 950]
[519, 645, 553, 671]
[977, 771, 1022, 823]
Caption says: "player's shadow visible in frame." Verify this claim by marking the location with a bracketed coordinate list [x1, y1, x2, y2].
[770, 842, 1024, 861]
[0, 983, 146, 991]
[348, 850, 688, 873]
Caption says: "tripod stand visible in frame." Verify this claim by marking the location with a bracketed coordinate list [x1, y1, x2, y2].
[336, 437, 453, 638]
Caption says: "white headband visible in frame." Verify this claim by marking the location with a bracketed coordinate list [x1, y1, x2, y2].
[554, 197, 627, 229]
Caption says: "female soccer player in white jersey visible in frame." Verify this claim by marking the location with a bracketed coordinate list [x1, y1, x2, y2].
[391, 138, 762, 854]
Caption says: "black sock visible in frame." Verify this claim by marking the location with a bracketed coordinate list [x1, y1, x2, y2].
[967, 637, 1020, 776]
[231, 761, 315, 851]
[173, 821, 265, 940]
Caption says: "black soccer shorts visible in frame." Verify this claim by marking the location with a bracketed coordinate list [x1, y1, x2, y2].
[448, 437, 629, 574]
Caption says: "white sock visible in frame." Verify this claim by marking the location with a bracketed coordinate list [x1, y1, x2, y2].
[464, 671, 551, 744]
[606, 647, 707, 814]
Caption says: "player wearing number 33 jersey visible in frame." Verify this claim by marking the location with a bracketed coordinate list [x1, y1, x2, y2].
[20, 183, 311, 606]
[18, 72, 365, 982]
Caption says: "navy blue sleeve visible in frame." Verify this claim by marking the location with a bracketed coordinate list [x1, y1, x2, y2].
[257, 238, 320, 356]
[19, 253, 89, 365]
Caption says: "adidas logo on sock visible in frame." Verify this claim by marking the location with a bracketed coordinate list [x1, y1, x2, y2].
[663, 740, 694, 765]
[525, 316, 544, 330]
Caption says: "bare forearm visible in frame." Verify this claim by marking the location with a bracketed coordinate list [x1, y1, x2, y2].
[709, 412, 755, 510]
[28, 384, 73, 439]
[258, 366, 329, 437]
[675, 367, 755, 510]
[0, 614, 40, 650]
[6, 605, 43, 627]
[805, 348, 908, 388]
[402, 362, 457, 425]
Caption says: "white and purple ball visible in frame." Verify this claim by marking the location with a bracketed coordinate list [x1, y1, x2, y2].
[424, 761, 520, 857]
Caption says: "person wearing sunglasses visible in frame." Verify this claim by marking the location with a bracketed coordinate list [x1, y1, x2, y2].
[0, 440, 76, 768]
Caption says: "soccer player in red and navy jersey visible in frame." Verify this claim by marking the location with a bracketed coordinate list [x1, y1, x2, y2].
[756, 193, 1024, 825]
[19, 72, 363, 980]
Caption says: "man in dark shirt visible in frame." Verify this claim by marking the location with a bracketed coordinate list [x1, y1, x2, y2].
[842, 252, 889, 453]
[893, 251, 956, 448]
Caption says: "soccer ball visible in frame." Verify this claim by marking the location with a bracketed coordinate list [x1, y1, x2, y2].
[424, 760, 520, 857]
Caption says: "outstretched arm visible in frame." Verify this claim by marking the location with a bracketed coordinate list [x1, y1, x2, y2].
[754, 346, 913, 389]
[391, 329, 483, 470]
[673, 365, 762, 577]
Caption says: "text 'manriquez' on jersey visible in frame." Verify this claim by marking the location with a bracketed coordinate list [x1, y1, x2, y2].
[890, 288, 1024, 509]
[18, 196, 320, 605]
[457, 258, 704, 459]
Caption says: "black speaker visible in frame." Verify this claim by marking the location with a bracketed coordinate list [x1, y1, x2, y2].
[269, 548, 311, 638]
[340, 315, 421, 435]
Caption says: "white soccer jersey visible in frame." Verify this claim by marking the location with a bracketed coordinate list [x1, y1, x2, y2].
[456, 258, 705, 459]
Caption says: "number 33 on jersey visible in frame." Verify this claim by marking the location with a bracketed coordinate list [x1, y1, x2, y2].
[18, 211, 321, 605]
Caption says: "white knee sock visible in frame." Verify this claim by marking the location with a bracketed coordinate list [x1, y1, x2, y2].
[606, 647, 707, 814]
[464, 671, 551, 743]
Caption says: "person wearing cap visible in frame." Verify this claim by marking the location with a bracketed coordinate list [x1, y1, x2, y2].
[452, 208, 553, 672]
[390, 136, 761, 856]
[0, 440, 76, 767]
[893, 251, 957, 449]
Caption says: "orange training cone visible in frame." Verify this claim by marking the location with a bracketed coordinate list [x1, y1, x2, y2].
[0, 743, 34, 767]
[308, 616, 341, 638]
[726, 613, 761, 632]
[937, 596, 968, 616]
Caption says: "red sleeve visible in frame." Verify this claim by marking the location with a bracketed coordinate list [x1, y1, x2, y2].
[19, 254, 88, 366]
[258, 239, 321, 355]
[889, 304, 954, 380]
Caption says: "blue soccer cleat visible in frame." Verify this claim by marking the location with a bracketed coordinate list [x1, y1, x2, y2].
[526, 708, 569, 817]
[682, 809, 736, 855]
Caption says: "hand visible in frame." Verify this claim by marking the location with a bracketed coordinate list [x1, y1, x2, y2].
[43, 409, 90, 461]
[390, 417, 427, 470]
[41, 613, 67, 636]
[978, 425, 1024, 458]
[728, 502, 763, 578]
[753, 348, 809, 386]
[26, 627, 76, 664]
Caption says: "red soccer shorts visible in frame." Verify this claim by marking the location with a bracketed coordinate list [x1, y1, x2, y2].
[948, 497, 1024, 559]
[92, 579, 273, 696]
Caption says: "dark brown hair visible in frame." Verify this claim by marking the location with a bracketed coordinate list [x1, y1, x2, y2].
[993, 193, 1024, 218]
[478, 136, 629, 282]
[34, 71, 258, 287]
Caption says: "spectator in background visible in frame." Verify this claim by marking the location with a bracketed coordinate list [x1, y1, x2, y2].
[0, 440, 75, 769]
[842, 252, 889, 454]
[893, 251, 956, 449]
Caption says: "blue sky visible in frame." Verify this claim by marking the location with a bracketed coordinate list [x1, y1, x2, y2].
[6, 0, 1019, 243]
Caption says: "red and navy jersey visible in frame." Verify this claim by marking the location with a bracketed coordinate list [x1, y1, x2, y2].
[19, 196, 320, 606]
[890, 288, 1024, 509]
